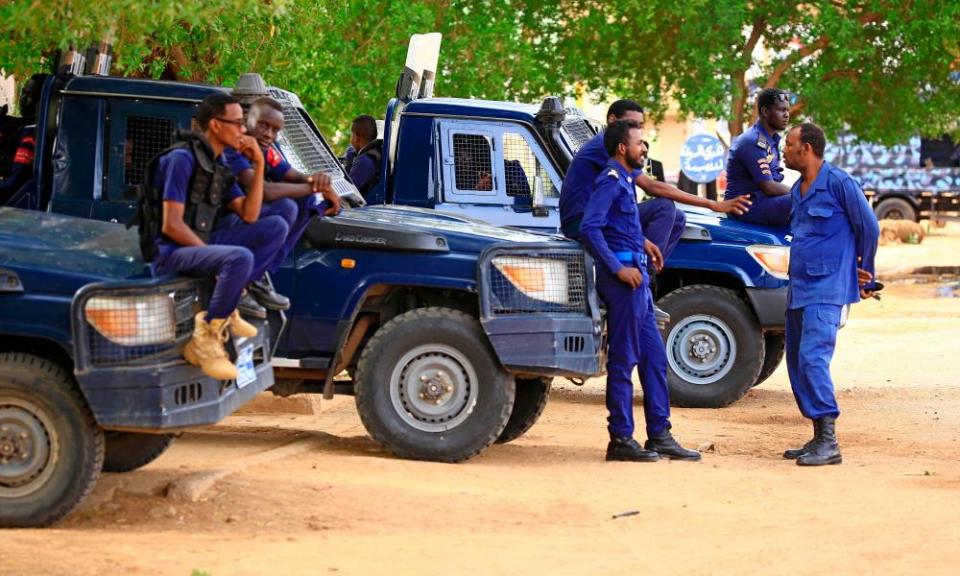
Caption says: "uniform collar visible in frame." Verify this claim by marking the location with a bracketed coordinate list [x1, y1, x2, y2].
[605, 158, 641, 182]
[754, 121, 781, 144]
[793, 160, 831, 203]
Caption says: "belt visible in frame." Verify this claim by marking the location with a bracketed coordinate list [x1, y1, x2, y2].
[614, 250, 647, 267]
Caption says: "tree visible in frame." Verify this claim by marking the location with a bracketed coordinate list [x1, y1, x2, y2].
[0, 0, 568, 146]
[561, 0, 960, 144]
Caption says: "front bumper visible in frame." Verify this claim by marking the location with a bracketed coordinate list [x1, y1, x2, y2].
[478, 243, 604, 378]
[72, 278, 280, 431]
[745, 286, 788, 330]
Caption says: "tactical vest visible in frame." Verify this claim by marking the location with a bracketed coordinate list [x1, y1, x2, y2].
[130, 131, 235, 262]
[344, 139, 382, 196]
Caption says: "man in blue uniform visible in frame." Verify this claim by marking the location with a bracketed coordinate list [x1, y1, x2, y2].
[151, 93, 288, 380]
[560, 100, 751, 261]
[580, 120, 701, 462]
[725, 88, 792, 228]
[780, 122, 880, 466]
[0, 74, 44, 207]
[343, 114, 383, 197]
[224, 97, 340, 314]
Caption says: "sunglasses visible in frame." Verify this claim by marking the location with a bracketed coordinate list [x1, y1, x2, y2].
[214, 116, 246, 127]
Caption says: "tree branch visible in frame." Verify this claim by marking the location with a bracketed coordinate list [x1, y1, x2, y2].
[764, 36, 830, 89]
[730, 16, 767, 137]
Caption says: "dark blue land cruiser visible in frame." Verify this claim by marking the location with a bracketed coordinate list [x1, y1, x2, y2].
[0, 208, 278, 527]
[13, 54, 603, 465]
[365, 70, 791, 408]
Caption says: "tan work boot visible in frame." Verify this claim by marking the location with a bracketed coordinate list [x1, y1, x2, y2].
[229, 309, 258, 339]
[183, 311, 238, 380]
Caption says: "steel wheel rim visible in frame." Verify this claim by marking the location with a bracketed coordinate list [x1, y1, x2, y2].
[389, 343, 478, 433]
[666, 314, 737, 385]
[0, 398, 58, 499]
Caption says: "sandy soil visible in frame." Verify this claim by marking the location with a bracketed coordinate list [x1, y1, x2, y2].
[5, 230, 960, 576]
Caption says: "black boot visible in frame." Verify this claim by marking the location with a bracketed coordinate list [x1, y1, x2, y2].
[645, 431, 701, 461]
[796, 417, 842, 466]
[238, 291, 267, 319]
[783, 420, 819, 459]
[606, 436, 660, 462]
[248, 273, 290, 311]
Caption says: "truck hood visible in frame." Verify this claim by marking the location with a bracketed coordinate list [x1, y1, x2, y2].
[323, 205, 569, 253]
[683, 207, 791, 246]
[0, 208, 148, 295]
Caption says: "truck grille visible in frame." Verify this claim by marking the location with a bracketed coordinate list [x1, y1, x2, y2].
[560, 115, 597, 153]
[482, 246, 589, 316]
[75, 280, 202, 368]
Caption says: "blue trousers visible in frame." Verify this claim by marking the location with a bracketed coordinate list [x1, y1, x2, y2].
[637, 198, 685, 261]
[733, 193, 791, 228]
[217, 195, 319, 273]
[785, 304, 842, 419]
[155, 215, 288, 320]
[597, 261, 672, 438]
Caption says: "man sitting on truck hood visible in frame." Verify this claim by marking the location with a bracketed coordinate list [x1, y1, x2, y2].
[149, 93, 287, 380]
[224, 97, 341, 313]
[724, 88, 792, 228]
[560, 100, 752, 259]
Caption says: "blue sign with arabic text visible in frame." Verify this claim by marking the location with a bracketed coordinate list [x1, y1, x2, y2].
[680, 134, 725, 184]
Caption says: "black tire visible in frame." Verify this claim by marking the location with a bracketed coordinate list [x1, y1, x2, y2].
[875, 197, 916, 222]
[753, 333, 786, 388]
[102, 432, 175, 473]
[496, 377, 551, 444]
[354, 307, 515, 462]
[0, 353, 105, 527]
[658, 285, 765, 408]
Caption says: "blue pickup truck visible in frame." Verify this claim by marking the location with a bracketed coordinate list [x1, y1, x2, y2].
[0, 208, 279, 527]
[10, 58, 603, 464]
[363, 68, 791, 408]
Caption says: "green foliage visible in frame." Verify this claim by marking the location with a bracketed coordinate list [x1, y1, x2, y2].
[562, 0, 960, 143]
[2, 0, 958, 146]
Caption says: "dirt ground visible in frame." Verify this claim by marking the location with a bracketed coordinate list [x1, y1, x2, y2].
[5, 226, 960, 576]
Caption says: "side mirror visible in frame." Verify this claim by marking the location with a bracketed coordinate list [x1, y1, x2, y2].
[532, 176, 549, 218]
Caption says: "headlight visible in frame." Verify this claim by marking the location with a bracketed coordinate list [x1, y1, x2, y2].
[492, 256, 570, 304]
[85, 294, 176, 346]
[746, 245, 790, 280]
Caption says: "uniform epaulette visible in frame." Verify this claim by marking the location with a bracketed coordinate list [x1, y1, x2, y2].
[756, 132, 768, 150]
[607, 169, 619, 178]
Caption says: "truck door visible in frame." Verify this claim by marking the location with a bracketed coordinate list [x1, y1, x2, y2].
[438, 120, 562, 232]
[94, 100, 193, 223]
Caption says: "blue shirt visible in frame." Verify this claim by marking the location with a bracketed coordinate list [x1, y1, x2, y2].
[579, 159, 647, 276]
[154, 148, 245, 255]
[559, 132, 608, 235]
[344, 146, 378, 194]
[725, 122, 783, 200]
[224, 145, 292, 183]
[787, 162, 880, 309]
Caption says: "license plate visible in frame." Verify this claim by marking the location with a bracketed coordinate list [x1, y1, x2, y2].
[236, 344, 256, 388]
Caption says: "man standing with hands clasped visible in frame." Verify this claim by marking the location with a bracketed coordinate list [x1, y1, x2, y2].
[579, 120, 701, 462]
[780, 122, 880, 466]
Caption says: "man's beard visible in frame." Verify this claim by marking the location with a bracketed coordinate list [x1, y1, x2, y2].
[626, 155, 644, 170]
